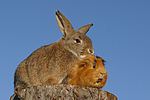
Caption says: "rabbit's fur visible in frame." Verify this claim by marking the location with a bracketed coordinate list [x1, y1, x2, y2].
[14, 10, 94, 96]
[63, 55, 107, 88]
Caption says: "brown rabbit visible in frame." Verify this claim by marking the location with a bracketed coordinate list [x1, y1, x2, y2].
[63, 55, 107, 88]
[14, 10, 94, 97]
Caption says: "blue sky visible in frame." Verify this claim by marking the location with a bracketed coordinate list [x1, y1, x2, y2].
[1, 1, 150, 100]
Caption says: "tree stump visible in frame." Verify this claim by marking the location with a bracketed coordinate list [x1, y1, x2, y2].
[10, 84, 117, 100]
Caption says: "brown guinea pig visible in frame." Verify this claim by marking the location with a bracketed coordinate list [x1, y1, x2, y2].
[65, 55, 107, 88]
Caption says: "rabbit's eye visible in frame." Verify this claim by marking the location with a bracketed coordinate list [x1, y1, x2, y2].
[74, 39, 81, 44]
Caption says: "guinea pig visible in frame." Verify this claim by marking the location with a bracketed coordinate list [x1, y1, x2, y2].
[65, 55, 107, 88]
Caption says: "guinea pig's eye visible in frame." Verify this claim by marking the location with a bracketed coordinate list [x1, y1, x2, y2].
[93, 60, 97, 68]
[93, 65, 96, 68]
[74, 39, 81, 44]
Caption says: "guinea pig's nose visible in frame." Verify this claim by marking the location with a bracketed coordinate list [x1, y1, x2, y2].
[88, 49, 94, 55]
[100, 72, 105, 76]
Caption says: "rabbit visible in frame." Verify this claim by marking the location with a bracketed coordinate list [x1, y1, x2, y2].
[62, 55, 107, 88]
[14, 10, 94, 98]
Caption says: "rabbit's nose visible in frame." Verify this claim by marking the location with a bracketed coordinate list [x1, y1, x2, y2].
[88, 49, 94, 55]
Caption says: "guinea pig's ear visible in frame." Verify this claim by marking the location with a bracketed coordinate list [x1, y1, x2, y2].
[79, 62, 87, 68]
[79, 59, 91, 68]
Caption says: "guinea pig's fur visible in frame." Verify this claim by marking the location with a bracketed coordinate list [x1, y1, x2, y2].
[67, 55, 107, 88]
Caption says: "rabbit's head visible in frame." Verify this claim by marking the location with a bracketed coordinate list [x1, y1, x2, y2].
[56, 10, 94, 59]
[68, 55, 107, 88]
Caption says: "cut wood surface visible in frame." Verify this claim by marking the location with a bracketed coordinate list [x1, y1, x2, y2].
[10, 84, 117, 100]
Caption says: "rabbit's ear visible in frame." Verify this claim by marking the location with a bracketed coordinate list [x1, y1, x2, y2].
[77, 24, 93, 35]
[56, 10, 75, 36]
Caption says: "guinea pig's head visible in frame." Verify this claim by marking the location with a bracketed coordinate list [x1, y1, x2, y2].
[77, 56, 107, 88]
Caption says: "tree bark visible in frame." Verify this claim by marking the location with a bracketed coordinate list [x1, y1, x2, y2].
[10, 84, 117, 100]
